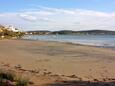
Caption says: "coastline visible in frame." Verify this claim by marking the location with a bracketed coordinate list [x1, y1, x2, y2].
[22, 34, 115, 49]
[21, 38, 115, 50]
[0, 39, 115, 85]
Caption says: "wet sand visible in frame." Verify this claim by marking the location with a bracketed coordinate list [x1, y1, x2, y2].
[0, 39, 115, 86]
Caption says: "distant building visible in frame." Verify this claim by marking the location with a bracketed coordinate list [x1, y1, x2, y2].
[5, 26, 20, 32]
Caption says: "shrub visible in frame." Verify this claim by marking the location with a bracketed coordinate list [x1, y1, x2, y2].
[16, 78, 29, 86]
[0, 69, 29, 86]
[0, 70, 15, 81]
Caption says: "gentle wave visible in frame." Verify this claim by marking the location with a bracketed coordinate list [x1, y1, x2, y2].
[22, 35, 115, 47]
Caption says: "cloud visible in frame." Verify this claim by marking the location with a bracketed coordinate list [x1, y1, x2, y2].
[19, 14, 37, 21]
[76, 10, 109, 17]
[0, 6, 115, 31]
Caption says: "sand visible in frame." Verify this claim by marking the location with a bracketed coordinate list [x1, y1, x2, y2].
[0, 39, 115, 86]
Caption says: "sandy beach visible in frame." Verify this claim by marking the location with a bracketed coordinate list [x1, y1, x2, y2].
[0, 39, 115, 86]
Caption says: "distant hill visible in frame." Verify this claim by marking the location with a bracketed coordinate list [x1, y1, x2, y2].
[0, 25, 24, 39]
[27, 30, 50, 35]
[26, 30, 115, 35]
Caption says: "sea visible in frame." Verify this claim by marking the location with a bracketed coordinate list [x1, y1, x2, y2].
[22, 35, 115, 48]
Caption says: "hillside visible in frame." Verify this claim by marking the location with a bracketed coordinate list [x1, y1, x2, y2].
[26, 30, 115, 35]
[0, 25, 24, 39]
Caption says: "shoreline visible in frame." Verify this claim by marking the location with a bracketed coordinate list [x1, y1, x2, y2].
[0, 39, 115, 85]
[22, 34, 115, 48]
[21, 38, 115, 50]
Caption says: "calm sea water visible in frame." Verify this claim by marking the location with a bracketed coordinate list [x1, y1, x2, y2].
[22, 35, 115, 47]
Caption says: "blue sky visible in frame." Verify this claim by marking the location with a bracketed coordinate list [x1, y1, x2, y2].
[0, 0, 115, 31]
[0, 0, 115, 12]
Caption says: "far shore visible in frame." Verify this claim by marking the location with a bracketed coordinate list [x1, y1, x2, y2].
[0, 39, 115, 85]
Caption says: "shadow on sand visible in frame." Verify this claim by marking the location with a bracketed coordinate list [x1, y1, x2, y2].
[44, 80, 115, 86]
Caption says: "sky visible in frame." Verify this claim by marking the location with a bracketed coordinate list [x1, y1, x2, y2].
[0, 0, 115, 31]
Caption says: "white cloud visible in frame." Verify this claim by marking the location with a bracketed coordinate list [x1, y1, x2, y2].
[19, 14, 37, 21]
[0, 6, 115, 31]
[76, 10, 109, 17]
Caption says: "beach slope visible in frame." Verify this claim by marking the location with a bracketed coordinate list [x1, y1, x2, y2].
[0, 40, 115, 85]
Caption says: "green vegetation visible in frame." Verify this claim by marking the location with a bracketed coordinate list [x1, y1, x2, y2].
[0, 25, 25, 39]
[0, 69, 29, 86]
[0, 70, 15, 81]
[16, 78, 29, 86]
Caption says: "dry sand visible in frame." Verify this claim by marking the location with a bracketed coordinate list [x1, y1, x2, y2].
[0, 39, 115, 86]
